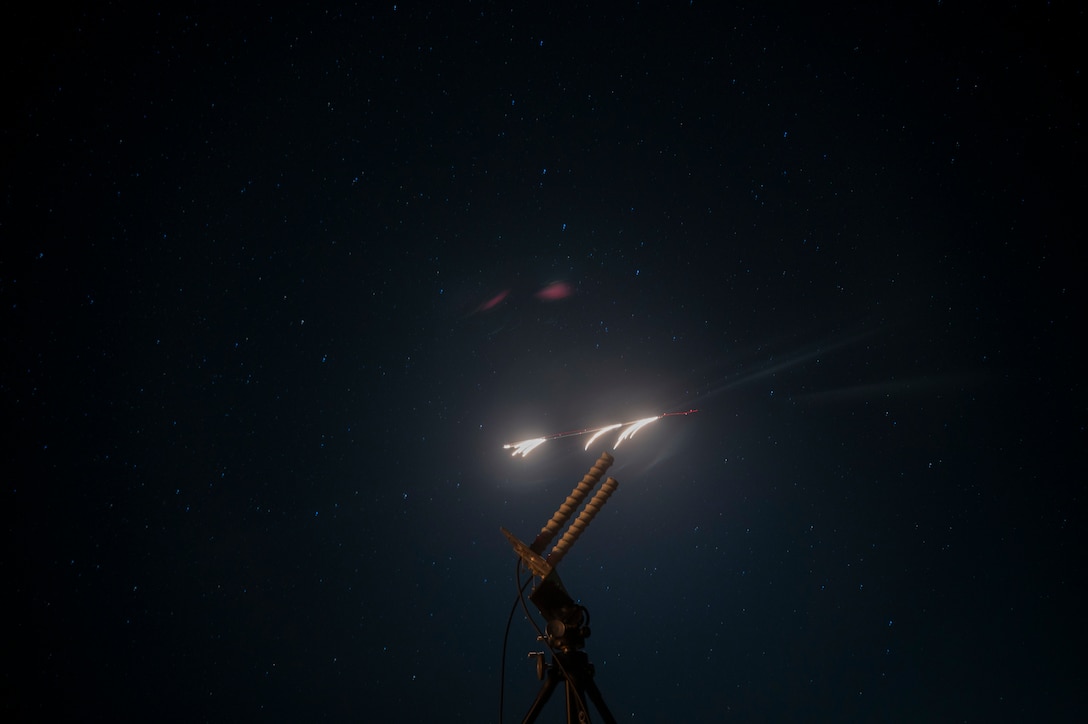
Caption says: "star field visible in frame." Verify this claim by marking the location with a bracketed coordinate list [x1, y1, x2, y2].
[3, 2, 1083, 722]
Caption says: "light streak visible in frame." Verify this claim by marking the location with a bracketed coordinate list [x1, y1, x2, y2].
[583, 424, 622, 450]
[614, 416, 660, 448]
[506, 437, 547, 457]
[503, 409, 698, 457]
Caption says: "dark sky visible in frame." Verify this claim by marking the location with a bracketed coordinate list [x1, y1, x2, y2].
[4, 2, 1083, 722]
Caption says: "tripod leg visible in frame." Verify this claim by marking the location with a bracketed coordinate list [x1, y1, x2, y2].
[565, 677, 588, 723]
[582, 677, 618, 724]
[521, 666, 561, 724]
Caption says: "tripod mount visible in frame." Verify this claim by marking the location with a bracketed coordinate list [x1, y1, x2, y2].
[500, 451, 622, 724]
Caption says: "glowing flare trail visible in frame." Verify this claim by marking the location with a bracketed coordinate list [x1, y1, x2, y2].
[583, 424, 623, 450]
[506, 438, 547, 457]
[503, 409, 698, 457]
[614, 416, 660, 448]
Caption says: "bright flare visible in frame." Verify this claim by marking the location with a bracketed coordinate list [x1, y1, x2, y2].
[504, 438, 547, 457]
[614, 416, 660, 448]
[502, 409, 698, 457]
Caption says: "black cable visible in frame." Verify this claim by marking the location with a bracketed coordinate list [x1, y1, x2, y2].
[499, 559, 534, 724]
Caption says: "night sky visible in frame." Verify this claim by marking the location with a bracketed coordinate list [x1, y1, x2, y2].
[4, 2, 1083, 722]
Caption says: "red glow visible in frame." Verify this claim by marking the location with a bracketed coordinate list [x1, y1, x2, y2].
[534, 281, 574, 301]
[477, 289, 510, 312]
